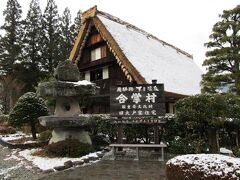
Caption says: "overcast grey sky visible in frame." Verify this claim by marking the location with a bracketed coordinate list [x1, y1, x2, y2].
[0, 0, 239, 71]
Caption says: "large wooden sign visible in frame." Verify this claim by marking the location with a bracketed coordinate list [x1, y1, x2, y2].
[110, 84, 165, 118]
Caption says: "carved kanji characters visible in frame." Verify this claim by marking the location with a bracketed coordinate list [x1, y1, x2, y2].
[116, 93, 128, 104]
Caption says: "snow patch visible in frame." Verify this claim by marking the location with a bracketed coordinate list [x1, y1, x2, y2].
[19, 149, 101, 170]
[167, 154, 240, 178]
[0, 132, 31, 141]
[0, 165, 21, 178]
[23, 140, 37, 144]
[4, 154, 22, 161]
[0, 153, 24, 180]
[220, 147, 233, 154]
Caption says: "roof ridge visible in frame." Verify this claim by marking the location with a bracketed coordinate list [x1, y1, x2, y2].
[97, 10, 193, 59]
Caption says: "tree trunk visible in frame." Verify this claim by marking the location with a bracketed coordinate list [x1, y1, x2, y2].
[30, 121, 37, 139]
[234, 59, 240, 95]
[9, 88, 14, 112]
[0, 75, 25, 114]
[2, 82, 10, 114]
[208, 128, 219, 153]
[236, 130, 239, 148]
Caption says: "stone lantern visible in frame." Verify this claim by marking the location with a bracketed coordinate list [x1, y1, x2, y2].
[38, 60, 96, 144]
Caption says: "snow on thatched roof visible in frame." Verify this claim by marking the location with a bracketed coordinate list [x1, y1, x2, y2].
[97, 11, 202, 96]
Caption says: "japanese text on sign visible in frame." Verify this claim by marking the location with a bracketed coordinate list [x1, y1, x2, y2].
[110, 84, 165, 117]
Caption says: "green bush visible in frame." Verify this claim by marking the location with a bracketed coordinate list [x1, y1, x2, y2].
[168, 137, 193, 154]
[45, 139, 94, 157]
[9, 92, 48, 139]
[0, 115, 9, 124]
[232, 147, 240, 157]
[176, 94, 227, 153]
[90, 118, 155, 144]
[91, 134, 110, 150]
[39, 130, 52, 142]
[90, 118, 116, 142]
[0, 125, 16, 135]
[124, 124, 153, 143]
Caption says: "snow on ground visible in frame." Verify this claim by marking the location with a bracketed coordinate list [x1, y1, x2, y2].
[0, 149, 26, 179]
[167, 154, 240, 178]
[0, 132, 31, 141]
[220, 147, 233, 154]
[4, 150, 22, 161]
[1, 131, 102, 172]
[18, 148, 101, 171]
[0, 165, 22, 179]
[0, 146, 44, 179]
[23, 140, 38, 144]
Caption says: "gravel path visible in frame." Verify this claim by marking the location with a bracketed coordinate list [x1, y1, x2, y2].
[39, 160, 166, 180]
[0, 145, 45, 180]
[39, 149, 167, 180]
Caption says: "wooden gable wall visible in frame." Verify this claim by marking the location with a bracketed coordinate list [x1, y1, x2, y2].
[77, 25, 131, 113]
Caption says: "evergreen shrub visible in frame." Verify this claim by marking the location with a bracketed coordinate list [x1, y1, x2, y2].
[90, 118, 116, 142]
[0, 115, 9, 124]
[91, 134, 110, 150]
[45, 139, 94, 157]
[9, 92, 48, 139]
[39, 130, 52, 142]
[0, 125, 16, 135]
[232, 147, 240, 158]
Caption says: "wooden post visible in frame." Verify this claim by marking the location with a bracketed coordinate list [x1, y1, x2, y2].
[161, 147, 164, 161]
[112, 147, 116, 160]
[154, 126, 160, 144]
[135, 147, 139, 161]
[152, 80, 160, 145]
[117, 123, 123, 151]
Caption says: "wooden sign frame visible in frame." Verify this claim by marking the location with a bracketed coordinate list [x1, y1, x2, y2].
[110, 83, 165, 120]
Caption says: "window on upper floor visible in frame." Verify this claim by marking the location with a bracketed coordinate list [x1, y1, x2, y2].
[90, 46, 107, 61]
[86, 66, 109, 81]
[82, 66, 109, 82]
[90, 69, 103, 81]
